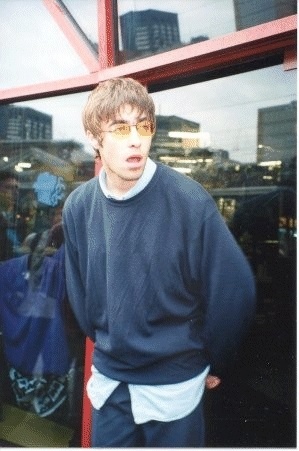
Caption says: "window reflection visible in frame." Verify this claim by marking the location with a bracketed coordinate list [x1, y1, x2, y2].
[150, 67, 296, 239]
[150, 66, 296, 445]
[0, 63, 296, 446]
[117, 0, 296, 62]
[0, 98, 91, 446]
[150, 67, 296, 439]
[234, 0, 297, 30]
[1, 1, 94, 89]
[59, 0, 99, 54]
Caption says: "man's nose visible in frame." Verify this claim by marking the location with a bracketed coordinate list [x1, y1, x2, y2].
[128, 125, 141, 145]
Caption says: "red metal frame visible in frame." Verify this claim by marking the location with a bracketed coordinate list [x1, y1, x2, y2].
[284, 46, 297, 70]
[81, 338, 93, 447]
[97, 0, 117, 69]
[0, 15, 296, 103]
[0, 2, 296, 447]
[81, 158, 102, 448]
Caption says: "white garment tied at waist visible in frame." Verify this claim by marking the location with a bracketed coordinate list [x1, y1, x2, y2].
[87, 365, 210, 424]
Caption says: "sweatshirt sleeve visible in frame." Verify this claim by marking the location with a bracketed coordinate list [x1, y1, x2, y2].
[62, 200, 95, 342]
[199, 203, 256, 376]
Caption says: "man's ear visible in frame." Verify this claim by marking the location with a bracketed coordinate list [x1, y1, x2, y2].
[86, 130, 100, 150]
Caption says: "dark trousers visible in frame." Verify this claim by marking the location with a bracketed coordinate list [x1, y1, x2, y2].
[91, 382, 205, 447]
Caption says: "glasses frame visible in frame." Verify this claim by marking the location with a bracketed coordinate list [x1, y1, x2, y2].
[101, 119, 155, 138]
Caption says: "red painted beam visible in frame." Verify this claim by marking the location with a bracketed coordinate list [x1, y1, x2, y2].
[284, 46, 297, 71]
[0, 15, 296, 103]
[81, 156, 102, 448]
[81, 338, 94, 448]
[98, 0, 117, 69]
[125, 15, 297, 86]
[0, 73, 100, 104]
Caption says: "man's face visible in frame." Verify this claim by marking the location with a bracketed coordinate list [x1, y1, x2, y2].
[88, 104, 153, 195]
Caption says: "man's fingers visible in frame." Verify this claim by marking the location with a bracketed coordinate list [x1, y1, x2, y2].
[205, 375, 221, 389]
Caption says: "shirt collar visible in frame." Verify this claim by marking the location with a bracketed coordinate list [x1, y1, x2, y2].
[99, 158, 157, 200]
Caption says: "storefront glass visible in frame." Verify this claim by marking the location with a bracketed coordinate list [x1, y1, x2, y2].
[150, 64, 296, 445]
[150, 64, 296, 329]
[116, 0, 297, 63]
[0, 63, 296, 446]
[1, 0, 296, 88]
[1, 1, 97, 89]
[0, 93, 92, 447]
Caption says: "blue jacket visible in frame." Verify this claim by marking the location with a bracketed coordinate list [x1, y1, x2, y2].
[63, 163, 256, 382]
[0, 245, 70, 375]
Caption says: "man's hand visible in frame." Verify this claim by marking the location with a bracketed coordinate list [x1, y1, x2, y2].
[205, 375, 221, 389]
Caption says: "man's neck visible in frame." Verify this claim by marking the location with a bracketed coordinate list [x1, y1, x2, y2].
[99, 158, 157, 201]
[106, 178, 137, 199]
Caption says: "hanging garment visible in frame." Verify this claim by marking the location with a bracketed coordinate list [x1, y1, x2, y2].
[0, 244, 70, 376]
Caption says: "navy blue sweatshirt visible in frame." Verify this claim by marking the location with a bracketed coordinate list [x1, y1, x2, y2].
[62, 163, 256, 383]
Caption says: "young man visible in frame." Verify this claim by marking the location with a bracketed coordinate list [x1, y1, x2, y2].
[62, 77, 256, 447]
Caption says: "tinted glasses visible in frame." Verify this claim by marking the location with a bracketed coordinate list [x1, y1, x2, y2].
[101, 120, 155, 138]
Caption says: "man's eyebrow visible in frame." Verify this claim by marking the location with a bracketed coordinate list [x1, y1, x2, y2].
[110, 116, 148, 126]
[110, 119, 127, 125]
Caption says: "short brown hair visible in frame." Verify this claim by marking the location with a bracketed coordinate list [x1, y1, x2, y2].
[82, 77, 156, 137]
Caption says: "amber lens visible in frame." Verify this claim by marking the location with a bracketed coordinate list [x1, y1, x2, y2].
[136, 120, 155, 136]
[113, 124, 131, 137]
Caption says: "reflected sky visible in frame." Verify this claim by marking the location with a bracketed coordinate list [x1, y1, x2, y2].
[151, 67, 296, 163]
[13, 66, 296, 164]
[0, 1, 296, 164]
[2, 0, 294, 88]
[1, 0, 234, 89]
[1, 0, 98, 88]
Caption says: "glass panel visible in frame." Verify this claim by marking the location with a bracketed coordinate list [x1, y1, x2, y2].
[0, 93, 93, 447]
[0, 63, 295, 446]
[150, 65, 296, 446]
[117, 0, 297, 62]
[62, 0, 99, 48]
[1, 0, 97, 89]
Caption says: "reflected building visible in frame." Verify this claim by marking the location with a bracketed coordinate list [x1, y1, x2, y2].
[0, 139, 94, 186]
[120, 9, 181, 58]
[190, 35, 209, 44]
[0, 105, 52, 141]
[151, 115, 231, 176]
[151, 115, 200, 162]
[233, 0, 297, 30]
[257, 101, 296, 164]
[0, 105, 94, 185]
